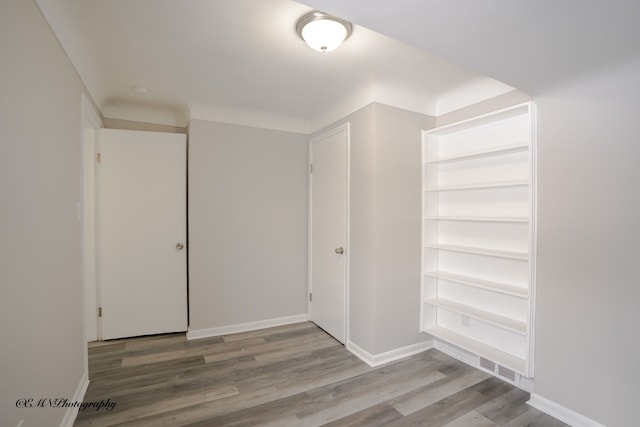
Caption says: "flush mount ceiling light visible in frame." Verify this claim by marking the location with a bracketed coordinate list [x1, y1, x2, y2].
[296, 11, 352, 53]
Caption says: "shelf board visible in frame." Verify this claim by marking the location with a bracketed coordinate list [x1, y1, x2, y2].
[425, 271, 528, 298]
[425, 180, 528, 192]
[423, 103, 530, 137]
[425, 143, 529, 165]
[424, 298, 527, 335]
[424, 243, 528, 261]
[425, 216, 528, 223]
[423, 326, 527, 375]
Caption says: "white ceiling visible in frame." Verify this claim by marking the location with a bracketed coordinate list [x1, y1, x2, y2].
[300, 0, 640, 96]
[35, 0, 515, 132]
[41, 1, 640, 133]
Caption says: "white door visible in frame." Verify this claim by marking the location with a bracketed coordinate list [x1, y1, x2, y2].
[309, 123, 349, 343]
[97, 129, 187, 340]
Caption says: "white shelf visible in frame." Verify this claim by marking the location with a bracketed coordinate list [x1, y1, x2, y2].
[424, 243, 528, 261]
[424, 298, 527, 335]
[424, 103, 530, 137]
[425, 143, 528, 165]
[425, 180, 528, 192]
[425, 271, 528, 298]
[425, 216, 528, 223]
[423, 326, 526, 374]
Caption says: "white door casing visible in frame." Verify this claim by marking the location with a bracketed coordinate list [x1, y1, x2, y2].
[97, 129, 187, 340]
[81, 93, 101, 343]
[309, 123, 349, 343]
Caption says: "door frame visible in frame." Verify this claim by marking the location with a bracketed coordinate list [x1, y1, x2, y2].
[80, 93, 102, 373]
[307, 122, 350, 344]
[96, 129, 188, 340]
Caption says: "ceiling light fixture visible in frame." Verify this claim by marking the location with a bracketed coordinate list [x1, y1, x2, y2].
[296, 11, 352, 53]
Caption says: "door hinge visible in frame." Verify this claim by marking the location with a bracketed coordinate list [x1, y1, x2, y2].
[309, 292, 312, 302]
[310, 164, 312, 173]
[96, 153, 102, 163]
[98, 307, 102, 317]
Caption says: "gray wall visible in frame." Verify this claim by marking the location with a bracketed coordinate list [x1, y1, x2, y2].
[436, 90, 532, 127]
[188, 119, 308, 331]
[533, 57, 640, 427]
[431, 82, 640, 425]
[0, 1, 88, 426]
[3, 3, 635, 425]
[371, 104, 434, 353]
[313, 103, 434, 355]
[335, 105, 378, 351]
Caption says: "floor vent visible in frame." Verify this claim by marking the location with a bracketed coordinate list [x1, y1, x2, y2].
[479, 357, 496, 372]
[498, 365, 517, 382]
[435, 339, 532, 391]
[479, 358, 518, 384]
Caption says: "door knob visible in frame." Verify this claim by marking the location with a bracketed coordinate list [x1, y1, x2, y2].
[176, 242, 185, 250]
[335, 247, 344, 254]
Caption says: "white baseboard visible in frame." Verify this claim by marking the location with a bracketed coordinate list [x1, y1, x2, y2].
[186, 314, 308, 340]
[59, 372, 90, 427]
[347, 339, 434, 367]
[528, 393, 605, 427]
[434, 338, 478, 368]
[434, 339, 535, 392]
[518, 375, 535, 393]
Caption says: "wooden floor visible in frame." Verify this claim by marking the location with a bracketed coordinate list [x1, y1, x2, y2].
[76, 322, 566, 426]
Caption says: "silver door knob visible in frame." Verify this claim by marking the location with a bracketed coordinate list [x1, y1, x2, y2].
[176, 242, 185, 250]
[335, 247, 344, 254]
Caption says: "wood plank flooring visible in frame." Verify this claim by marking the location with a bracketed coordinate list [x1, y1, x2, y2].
[75, 322, 567, 426]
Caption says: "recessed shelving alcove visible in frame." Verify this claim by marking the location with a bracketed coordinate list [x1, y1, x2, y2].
[420, 102, 536, 379]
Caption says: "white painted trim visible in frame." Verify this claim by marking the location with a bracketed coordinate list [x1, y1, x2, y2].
[307, 123, 350, 344]
[434, 338, 478, 368]
[186, 314, 308, 340]
[344, 123, 351, 347]
[58, 373, 89, 427]
[434, 338, 534, 392]
[80, 92, 101, 381]
[527, 101, 538, 378]
[528, 393, 606, 427]
[518, 375, 534, 393]
[346, 341, 373, 366]
[347, 340, 434, 367]
[307, 135, 313, 322]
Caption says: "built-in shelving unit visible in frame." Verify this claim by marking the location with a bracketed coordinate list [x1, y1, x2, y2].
[420, 102, 536, 378]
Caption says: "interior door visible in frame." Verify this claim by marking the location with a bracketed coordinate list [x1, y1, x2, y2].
[98, 129, 187, 340]
[309, 123, 348, 343]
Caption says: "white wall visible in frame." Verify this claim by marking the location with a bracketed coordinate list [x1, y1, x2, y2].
[533, 56, 640, 427]
[0, 1, 89, 426]
[188, 119, 309, 332]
